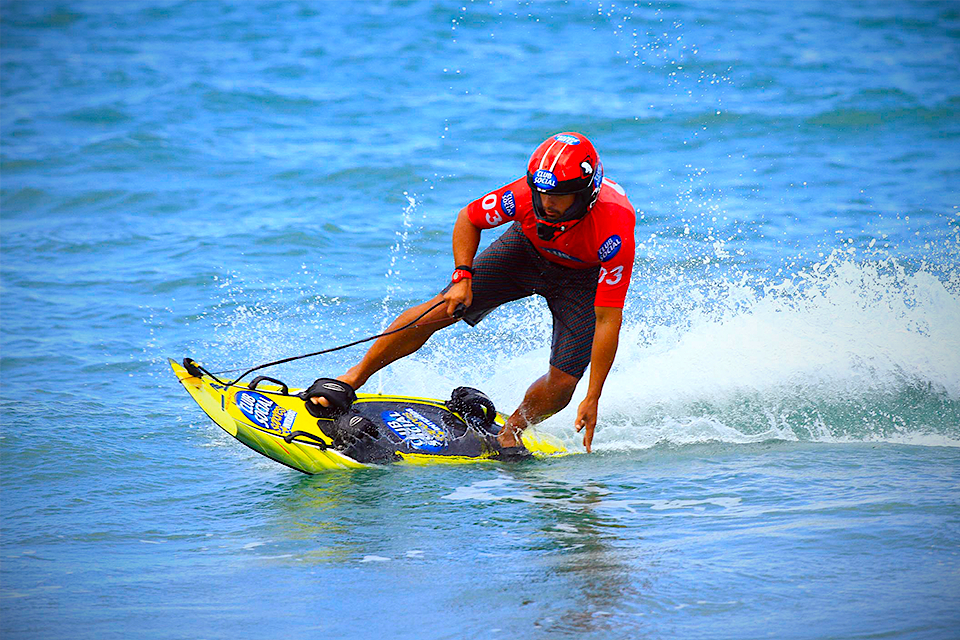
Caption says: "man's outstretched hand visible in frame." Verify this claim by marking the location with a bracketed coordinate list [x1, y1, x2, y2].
[574, 396, 599, 453]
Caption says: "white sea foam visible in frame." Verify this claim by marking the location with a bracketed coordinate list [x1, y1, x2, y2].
[360, 555, 391, 563]
[206, 244, 960, 450]
[440, 251, 960, 449]
[595, 253, 960, 448]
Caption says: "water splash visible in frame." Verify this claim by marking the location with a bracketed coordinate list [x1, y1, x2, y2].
[588, 251, 959, 448]
[376, 191, 420, 393]
[389, 246, 960, 449]
[170, 217, 960, 450]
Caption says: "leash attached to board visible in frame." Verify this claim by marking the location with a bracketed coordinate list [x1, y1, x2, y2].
[181, 300, 467, 394]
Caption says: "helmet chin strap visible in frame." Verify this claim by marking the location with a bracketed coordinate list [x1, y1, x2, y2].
[536, 214, 585, 241]
[534, 192, 588, 240]
[536, 221, 560, 241]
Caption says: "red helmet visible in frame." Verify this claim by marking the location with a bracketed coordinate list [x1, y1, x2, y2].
[525, 132, 603, 240]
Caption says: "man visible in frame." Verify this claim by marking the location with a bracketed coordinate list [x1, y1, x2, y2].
[306, 132, 635, 453]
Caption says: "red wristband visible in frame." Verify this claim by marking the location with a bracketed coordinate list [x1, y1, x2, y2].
[451, 268, 473, 284]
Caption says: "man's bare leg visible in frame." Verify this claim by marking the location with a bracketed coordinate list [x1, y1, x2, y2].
[311, 294, 457, 409]
[498, 365, 579, 448]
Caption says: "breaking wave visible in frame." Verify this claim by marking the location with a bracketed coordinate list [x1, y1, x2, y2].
[574, 250, 959, 448]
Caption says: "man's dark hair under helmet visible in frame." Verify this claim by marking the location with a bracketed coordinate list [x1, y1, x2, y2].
[526, 132, 603, 241]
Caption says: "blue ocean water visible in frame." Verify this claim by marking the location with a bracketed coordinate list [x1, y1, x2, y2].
[2, 1, 959, 638]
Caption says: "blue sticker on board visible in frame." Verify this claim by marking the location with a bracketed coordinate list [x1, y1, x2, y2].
[532, 170, 557, 190]
[501, 191, 516, 217]
[235, 390, 297, 435]
[554, 134, 580, 145]
[597, 235, 622, 262]
[382, 408, 447, 452]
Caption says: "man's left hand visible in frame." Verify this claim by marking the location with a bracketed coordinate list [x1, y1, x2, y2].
[574, 396, 599, 453]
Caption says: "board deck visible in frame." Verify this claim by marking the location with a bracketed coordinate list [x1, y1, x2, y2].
[170, 359, 568, 473]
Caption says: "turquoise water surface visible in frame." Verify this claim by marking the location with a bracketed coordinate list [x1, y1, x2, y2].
[2, 2, 959, 639]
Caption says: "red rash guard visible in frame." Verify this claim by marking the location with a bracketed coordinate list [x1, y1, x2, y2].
[465, 175, 636, 308]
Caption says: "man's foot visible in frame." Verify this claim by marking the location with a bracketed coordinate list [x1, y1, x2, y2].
[496, 424, 533, 460]
[497, 428, 533, 461]
[300, 378, 357, 418]
[497, 424, 524, 449]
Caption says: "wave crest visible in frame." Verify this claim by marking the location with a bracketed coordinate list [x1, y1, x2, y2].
[593, 251, 960, 448]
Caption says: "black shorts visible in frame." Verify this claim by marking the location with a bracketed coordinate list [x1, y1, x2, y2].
[450, 223, 600, 379]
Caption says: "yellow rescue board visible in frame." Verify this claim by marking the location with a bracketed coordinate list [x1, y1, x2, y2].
[170, 359, 568, 473]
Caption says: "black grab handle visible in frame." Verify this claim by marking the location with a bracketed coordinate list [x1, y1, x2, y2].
[283, 431, 328, 449]
[248, 375, 290, 396]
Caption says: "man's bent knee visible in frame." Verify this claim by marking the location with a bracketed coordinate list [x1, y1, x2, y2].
[545, 366, 579, 407]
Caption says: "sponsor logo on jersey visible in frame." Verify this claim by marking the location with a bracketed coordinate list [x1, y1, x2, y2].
[235, 390, 297, 435]
[501, 190, 516, 217]
[382, 407, 447, 452]
[598, 235, 622, 262]
[541, 247, 584, 262]
[554, 134, 580, 145]
[532, 169, 557, 190]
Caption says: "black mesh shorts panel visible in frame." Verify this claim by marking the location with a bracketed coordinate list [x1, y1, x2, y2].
[453, 223, 599, 379]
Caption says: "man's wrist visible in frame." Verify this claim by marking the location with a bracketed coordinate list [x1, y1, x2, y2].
[451, 265, 474, 284]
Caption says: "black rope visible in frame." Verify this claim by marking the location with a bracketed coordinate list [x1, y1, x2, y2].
[185, 299, 456, 393]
